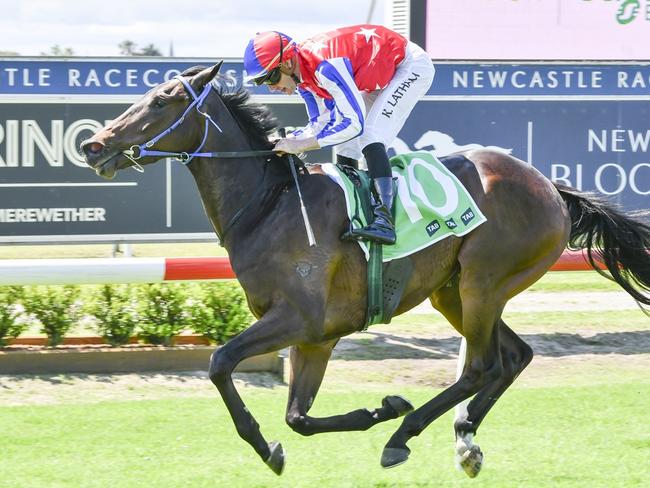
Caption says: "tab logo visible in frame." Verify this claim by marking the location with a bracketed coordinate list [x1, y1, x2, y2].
[461, 208, 476, 225]
[425, 220, 440, 237]
[445, 217, 458, 229]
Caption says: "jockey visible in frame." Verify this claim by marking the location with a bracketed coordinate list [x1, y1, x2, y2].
[244, 24, 435, 245]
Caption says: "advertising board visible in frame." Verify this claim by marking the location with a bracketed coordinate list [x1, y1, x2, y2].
[425, 0, 650, 60]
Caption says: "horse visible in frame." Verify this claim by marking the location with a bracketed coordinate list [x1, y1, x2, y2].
[81, 63, 650, 477]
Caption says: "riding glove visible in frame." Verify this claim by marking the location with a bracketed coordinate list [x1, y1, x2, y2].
[274, 136, 319, 155]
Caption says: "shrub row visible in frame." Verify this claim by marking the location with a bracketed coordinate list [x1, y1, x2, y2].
[0, 282, 253, 347]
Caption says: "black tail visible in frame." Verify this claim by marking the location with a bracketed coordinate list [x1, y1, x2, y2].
[554, 183, 650, 308]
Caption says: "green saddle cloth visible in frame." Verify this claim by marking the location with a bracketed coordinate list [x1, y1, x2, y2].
[323, 151, 487, 262]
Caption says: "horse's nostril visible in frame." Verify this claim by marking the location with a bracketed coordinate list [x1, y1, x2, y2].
[81, 139, 105, 156]
[88, 142, 103, 154]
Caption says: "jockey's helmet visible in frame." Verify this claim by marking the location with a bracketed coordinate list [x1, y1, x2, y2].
[244, 31, 296, 85]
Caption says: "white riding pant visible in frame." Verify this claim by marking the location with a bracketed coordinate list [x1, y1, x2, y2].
[336, 42, 435, 161]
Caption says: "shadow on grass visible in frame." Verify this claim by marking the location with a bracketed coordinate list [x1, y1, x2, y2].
[2, 332, 649, 388]
[332, 330, 650, 360]
[0, 370, 284, 388]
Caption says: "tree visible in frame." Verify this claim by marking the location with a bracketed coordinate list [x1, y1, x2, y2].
[118, 40, 162, 57]
[118, 40, 137, 56]
[139, 43, 162, 56]
[41, 45, 75, 56]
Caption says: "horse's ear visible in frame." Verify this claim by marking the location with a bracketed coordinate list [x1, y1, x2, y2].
[191, 61, 223, 90]
[211, 61, 224, 78]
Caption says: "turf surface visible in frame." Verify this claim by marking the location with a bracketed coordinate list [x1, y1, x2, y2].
[1, 379, 648, 487]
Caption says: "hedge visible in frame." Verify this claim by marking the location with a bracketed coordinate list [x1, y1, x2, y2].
[0, 286, 27, 347]
[0, 282, 253, 347]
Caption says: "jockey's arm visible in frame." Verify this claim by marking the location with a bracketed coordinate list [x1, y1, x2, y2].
[290, 58, 366, 147]
[287, 88, 334, 140]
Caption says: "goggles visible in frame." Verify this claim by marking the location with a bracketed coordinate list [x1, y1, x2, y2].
[253, 67, 282, 86]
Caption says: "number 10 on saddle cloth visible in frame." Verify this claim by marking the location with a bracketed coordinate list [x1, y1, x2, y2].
[322, 152, 488, 262]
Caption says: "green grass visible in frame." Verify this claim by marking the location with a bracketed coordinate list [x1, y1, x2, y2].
[386, 309, 649, 335]
[527, 271, 621, 292]
[1, 381, 648, 487]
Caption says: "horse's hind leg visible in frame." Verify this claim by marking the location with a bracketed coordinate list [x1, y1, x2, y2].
[285, 342, 413, 436]
[381, 279, 505, 468]
[431, 276, 535, 477]
[453, 322, 533, 477]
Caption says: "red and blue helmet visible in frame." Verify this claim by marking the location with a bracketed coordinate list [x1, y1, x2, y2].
[244, 31, 296, 83]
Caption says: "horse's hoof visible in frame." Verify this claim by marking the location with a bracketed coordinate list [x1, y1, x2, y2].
[457, 445, 483, 478]
[265, 441, 286, 476]
[380, 446, 411, 468]
[382, 395, 414, 418]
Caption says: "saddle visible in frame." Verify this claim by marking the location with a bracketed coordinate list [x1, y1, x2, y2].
[335, 164, 413, 329]
[308, 153, 487, 328]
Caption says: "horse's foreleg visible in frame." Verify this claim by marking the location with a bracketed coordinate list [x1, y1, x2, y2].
[453, 321, 533, 477]
[381, 290, 504, 469]
[209, 307, 304, 476]
[457, 322, 533, 434]
[285, 342, 413, 436]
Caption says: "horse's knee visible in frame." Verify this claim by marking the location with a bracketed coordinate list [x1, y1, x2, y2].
[520, 342, 534, 368]
[483, 360, 503, 384]
[208, 348, 235, 386]
[460, 358, 503, 391]
[285, 412, 314, 436]
[503, 341, 533, 378]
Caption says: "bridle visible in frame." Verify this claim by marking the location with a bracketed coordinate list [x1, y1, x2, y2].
[120, 73, 315, 246]
[121, 75, 276, 169]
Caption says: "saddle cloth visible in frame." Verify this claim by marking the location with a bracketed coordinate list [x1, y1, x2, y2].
[320, 152, 487, 261]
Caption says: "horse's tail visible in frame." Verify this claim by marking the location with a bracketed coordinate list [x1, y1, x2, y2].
[554, 183, 650, 308]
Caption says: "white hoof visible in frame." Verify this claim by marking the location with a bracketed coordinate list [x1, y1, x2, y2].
[455, 434, 483, 478]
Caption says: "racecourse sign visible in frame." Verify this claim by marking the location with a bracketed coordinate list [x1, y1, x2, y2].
[2, 59, 650, 96]
[0, 58, 648, 243]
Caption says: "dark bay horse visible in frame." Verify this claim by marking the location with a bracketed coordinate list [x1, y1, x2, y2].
[81, 63, 650, 477]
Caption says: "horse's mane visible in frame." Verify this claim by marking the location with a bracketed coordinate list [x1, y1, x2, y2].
[220, 90, 277, 150]
[180, 66, 277, 150]
[180, 66, 293, 242]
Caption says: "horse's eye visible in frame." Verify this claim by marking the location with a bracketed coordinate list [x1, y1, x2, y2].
[153, 98, 166, 108]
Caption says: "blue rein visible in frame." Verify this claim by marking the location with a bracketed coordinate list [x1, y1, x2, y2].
[122, 76, 222, 166]
[122, 76, 276, 167]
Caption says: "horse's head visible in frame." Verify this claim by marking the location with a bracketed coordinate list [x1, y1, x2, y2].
[81, 62, 223, 179]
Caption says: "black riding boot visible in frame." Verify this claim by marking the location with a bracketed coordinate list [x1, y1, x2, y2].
[346, 176, 397, 245]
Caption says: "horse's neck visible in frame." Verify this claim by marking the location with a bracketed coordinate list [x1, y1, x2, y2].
[187, 106, 267, 247]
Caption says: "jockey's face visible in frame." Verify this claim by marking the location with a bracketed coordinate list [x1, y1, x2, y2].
[266, 59, 298, 95]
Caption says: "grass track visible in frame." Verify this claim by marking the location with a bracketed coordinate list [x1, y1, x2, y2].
[1, 248, 648, 486]
[527, 271, 621, 293]
[1, 381, 649, 487]
[386, 309, 649, 335]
